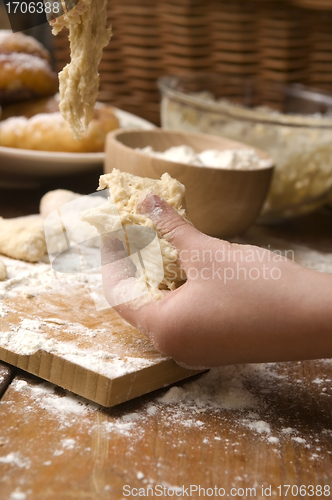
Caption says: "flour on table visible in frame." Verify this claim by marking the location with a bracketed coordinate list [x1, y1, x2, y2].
[0, 452, 31, 468]
[157, 365, 259, 410]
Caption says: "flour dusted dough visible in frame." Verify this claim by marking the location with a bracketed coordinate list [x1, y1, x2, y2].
[49, 0, 112, 138]
[0, 216, 46, 263]
[40, 189, 81, 218]
[0, 259, 7, 281]
[81, 169, 187, 290]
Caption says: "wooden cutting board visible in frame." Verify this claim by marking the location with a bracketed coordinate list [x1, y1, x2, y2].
[0, 257, 200, 407]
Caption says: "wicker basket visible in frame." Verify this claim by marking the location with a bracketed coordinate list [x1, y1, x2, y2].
[53, 0, 332, 125]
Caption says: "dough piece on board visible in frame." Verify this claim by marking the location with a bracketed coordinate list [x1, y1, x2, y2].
[40, 189, 81, 218]
[81, 168, 187, 291]
[0, 259, 7, 281]
[0, 216, 46, 263]
[49, 0, 112, 139]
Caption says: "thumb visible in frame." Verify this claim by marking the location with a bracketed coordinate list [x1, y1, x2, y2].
[137, 192, 202, 252]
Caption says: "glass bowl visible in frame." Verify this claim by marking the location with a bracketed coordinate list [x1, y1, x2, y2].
[158, 74, 332, 222]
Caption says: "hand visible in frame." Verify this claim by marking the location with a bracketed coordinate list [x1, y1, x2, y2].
[101, 193, 332, 369]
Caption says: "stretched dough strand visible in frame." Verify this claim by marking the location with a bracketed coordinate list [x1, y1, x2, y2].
[50, 0, 112, 138]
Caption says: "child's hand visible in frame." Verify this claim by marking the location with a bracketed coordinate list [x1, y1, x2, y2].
[101, 193, 332, 369]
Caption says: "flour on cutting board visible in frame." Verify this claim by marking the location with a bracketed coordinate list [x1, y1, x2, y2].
[0, 254, 164, 380]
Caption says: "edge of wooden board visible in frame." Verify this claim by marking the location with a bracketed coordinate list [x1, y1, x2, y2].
[0, 347, 203, 407]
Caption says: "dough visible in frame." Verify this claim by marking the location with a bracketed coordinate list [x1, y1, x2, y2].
[0, 259, 7, 281]
[40, 189, 81, 218]
[81, 169, 187, 290]
[49, 0, 112, 138]
[41, 189, 107, 254]
[0, 216, 46, 262]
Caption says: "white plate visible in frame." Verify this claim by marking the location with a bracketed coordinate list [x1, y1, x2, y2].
[0, 108, 155, 181]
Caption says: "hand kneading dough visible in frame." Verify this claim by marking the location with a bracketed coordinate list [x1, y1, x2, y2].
[0, 259, 7, 281]
[81, 169, 187, 291]
[49, 0, 112, 138]
[0, 216, 46, 262]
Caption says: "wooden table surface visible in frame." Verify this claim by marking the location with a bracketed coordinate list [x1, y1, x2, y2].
[0, 181, 331, 500]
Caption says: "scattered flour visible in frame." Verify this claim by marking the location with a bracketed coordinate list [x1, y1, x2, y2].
[243, 420, 271, 435]
[157, 366, 259, 410]
[268, 436, 280, 444]
[292, 437, 307, 444]
[11, 379, 92, 425]
[10, 492, 27, 500]
[61, 438, 76, 450]
[0, 452, 30, 468]
[282, 427, 296, 435]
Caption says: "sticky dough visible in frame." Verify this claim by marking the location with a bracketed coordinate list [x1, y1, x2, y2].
[0, 216, 46, 262]
[81, 169, 187, 291]
[49, 0, 112, 139]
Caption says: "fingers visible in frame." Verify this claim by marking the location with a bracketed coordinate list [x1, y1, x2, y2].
[137, 192, 204, 254]
[100, 234, 142, 307]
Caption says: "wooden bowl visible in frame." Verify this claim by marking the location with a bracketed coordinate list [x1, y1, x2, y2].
[105, 129, 274, 238]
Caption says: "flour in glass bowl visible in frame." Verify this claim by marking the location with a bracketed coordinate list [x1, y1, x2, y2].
[137, 145, 271, 170]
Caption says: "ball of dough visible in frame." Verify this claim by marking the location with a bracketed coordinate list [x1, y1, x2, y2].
[40, 189, 81, 218]
[0, 216, 46, 262]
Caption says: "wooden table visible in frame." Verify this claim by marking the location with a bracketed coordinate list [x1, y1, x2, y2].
[0, 183, 331, 500]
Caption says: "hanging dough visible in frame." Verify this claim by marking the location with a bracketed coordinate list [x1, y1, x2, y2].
[48, 0, 112, 138]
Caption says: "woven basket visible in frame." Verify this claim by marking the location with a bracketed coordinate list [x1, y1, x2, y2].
[53, 0, 332, 125]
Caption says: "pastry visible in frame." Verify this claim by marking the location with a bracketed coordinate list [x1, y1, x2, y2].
[0, 30, 50, 61]
[1, 95, 60, 120]
[0, 31, 58, 104]
[0, 100, 119, 152]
